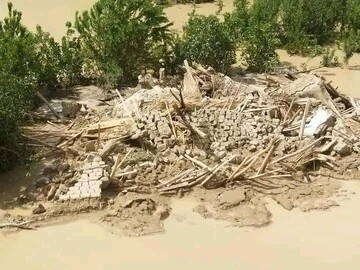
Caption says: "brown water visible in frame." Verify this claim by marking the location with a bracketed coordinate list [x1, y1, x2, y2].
[1, 1, 360, 269]
[1, 183, 360, 270]
[0, 0, 95, 40]
[2, 0, 360, 98]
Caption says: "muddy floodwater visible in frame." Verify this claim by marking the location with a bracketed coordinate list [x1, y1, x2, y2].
[2, 1, 360, 269]
[1, 182, 360, 270]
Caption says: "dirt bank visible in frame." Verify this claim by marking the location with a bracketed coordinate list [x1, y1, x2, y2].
[1, 182, 360, 270]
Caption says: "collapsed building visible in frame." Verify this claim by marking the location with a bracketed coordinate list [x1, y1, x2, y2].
[17, 60, 360, 229]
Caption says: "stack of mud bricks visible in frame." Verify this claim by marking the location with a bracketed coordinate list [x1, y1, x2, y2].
[59, 155, 110, 201]
[134, 108, 280, 153]
[136, 110, 175, 151]
[191, 108, 277, 151]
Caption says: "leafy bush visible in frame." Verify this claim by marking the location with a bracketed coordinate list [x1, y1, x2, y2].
[225, 0, 280, 72]
[75, 0, 173, 87]
[58, 22, 84, 88]
[344, 29, 360, 64]
[343, 1, 360, 63]
[0, 3, 36, 171]
[280, 0, 343, 54]
[179, 15, 236, 73]
[224, 0, 249, 43]
[242, 21, 280, 72]
[321, 48, 341, 67]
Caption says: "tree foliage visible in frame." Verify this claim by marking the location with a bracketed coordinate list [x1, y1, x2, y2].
[74, 0, 173, 87]
[179, 15, 236, 73]
[0, 3, 35, 171]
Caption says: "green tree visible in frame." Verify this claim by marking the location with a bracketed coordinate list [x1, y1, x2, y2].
[75, 0, 173, 87]
[0, 3, 36, 171]
[280, 0, 343, 54]
[179, 14, 236, 73]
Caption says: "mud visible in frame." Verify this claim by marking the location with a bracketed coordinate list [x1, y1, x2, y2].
[1, 0, 360, 248]
[1, 182, 360, 270]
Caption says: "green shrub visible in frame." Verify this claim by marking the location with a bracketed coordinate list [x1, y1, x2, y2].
[0, 3, 36, 171]
[225, 0, 280, 72]
[34, 26, 61, 89]
[321, 48, 341, 67]
[74, 0, 173, 87]
[344, 29, 360, 64]
[58, 22, 84, 88]
[179, 15, 236, 73]
[342, 1, 360, 63]
[224, 0, 249, 43]
[280, 0, 343, 54]
[242, 21, 280, 72]
[0, 74, 33, 171]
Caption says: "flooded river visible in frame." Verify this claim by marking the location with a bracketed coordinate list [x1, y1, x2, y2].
[1, 1, 360, 269]
[1, 184, 360, 270]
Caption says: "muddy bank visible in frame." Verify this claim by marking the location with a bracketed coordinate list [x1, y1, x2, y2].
[1, 182, 360, 270]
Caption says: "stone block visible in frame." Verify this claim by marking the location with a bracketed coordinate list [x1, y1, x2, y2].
[70, 193, 80, 200]
[157, 143, 167, 152]
[59, 194, 70, 201]
[90, 180, 102, 186]
[334, 141, 351, 156]
[90, 193, 101, 198]
[80, 193, 91, 198]
[62, 101, 81, 118]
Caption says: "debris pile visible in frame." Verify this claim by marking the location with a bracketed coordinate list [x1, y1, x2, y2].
[21, 61, 360, 204]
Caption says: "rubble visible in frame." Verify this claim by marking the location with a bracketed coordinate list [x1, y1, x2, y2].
[13, 60, 360, 232]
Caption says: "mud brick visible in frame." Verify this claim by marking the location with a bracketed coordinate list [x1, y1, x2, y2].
[83, 169, 93, 174]
[89, 175, 99, 181]
[70, 193, 80, 200]
[81, 181, 90, 187]
[154, 137, 163, 144]
[157, 143, 167, 152]
[154, 114, 160, 122]
[90, 192, 101, 198]
[89, 180, 102, 186]
[69, 186, 78, 193]
[89, 187, 102, 193]
[80, 193, 91, 198]
[80, 185, 90, 193]
[92, 167, 103, 174]
[89, 172, 97, 178]
[59, 194, 70, 201]
[137, 123, 145, 130]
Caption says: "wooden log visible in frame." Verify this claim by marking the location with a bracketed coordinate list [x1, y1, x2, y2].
[283, 97, 295, 124]
[116, 89, 135, 123]
[271, 137, 323, 164]
[184, 154, 212, 172]
[98, 139, 118, 160]
[110, 149, 134, 179]
[200, 154, 237, 186]
[86, 118, 132, 134]
[157, 169, 194, 188]
[299, 99, 311, 140]
[0, 221, 34, 230]
[22, 134, 65, 152]
[257, 139, 282, 174]
[57, 130, 84, 148]
[36, 91, 61, 119]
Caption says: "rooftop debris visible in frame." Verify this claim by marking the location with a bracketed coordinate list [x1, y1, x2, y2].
[21, 61, 360, 201]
